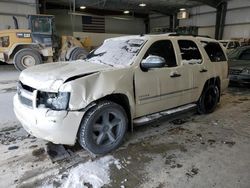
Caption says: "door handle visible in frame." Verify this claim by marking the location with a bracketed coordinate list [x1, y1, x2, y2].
[170, 73, 181, 78]
[200, 69, 208, 73]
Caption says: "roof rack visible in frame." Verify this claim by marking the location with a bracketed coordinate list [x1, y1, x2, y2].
[168, 33, 211, 38]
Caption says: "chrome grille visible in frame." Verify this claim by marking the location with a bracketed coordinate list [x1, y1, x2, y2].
[17, 82, 35, 108]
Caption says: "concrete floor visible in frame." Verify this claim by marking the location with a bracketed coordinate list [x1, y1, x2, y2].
[0, 65, 250, 188]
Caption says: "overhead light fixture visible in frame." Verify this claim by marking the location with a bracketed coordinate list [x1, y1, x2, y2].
[139, 3, 146, 7]
[123, 10, 130, 14]
[80, 6, 86, 9]
[179, 8, 186, 11]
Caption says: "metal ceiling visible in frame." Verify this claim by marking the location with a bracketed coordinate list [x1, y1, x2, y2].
[43, 0, 227, 16]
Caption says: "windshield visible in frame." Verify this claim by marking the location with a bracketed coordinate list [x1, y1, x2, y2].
[86, 38, 145, 67]
[31, 17, 52, 34]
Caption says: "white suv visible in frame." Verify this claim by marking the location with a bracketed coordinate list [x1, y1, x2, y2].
[14, 34, 229, 155]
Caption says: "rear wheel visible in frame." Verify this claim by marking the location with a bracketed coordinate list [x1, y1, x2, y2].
[13, 48, 42, 71]
[78, 101, 128, 155]
[197, 84, 220, 114]
[69, 47, 88, 60]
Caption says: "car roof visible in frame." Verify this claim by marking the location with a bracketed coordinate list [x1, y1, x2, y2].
[106, 33, 218, 43]
[219, 40, 238, 42]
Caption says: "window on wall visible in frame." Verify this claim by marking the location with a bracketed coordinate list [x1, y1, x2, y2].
[178, 40, 202, 64]
[201, 41, 227, 62]
[143, 40, 177, 67]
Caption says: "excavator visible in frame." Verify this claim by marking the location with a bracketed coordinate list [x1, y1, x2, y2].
[0, 14, 91, 71]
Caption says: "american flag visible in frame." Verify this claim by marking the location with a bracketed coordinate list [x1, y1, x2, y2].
[82, 15, 105, 33]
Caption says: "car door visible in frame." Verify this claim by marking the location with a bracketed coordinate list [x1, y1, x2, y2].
[176, 39, 208, 102]
[134, 39, 193, 117]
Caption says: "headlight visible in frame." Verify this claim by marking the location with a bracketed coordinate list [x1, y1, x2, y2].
[37, 91, 70, 110]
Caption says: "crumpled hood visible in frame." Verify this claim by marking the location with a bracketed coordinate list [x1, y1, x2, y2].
[19, 60, 112, 91]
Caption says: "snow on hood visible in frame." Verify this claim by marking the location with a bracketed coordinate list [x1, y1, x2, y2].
[19, 60, 112, 91]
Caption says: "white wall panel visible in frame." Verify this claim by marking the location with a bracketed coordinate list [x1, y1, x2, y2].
[179, 13, 216, 27]
[0, 1, 36, 30]
[178, 1, 250, 39]
[105, 17, 144, 34]
[225, 8, 250, 24]
[150, 16, 170, 31]
[198, 27, 215, 38]
[224, 25, 250, 39]
[227, 0, 250, 9]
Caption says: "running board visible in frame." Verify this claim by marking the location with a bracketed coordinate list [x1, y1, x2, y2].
[133, 104, 197, 125]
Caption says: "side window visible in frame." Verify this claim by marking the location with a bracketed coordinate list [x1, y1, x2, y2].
[228, 42, 235, 49]
[235, 42, 240, 48]
[143, 40, 177, 67]
[201, 41, 227, 62]
[239, 49, 250, 60]
[178, 40, 202, 64]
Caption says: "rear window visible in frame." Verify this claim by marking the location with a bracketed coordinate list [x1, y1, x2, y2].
[201, 41, 227, 62]
[178, 40, 202, 64]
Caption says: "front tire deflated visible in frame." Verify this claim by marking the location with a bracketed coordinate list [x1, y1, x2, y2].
[78, 101, 128, 155]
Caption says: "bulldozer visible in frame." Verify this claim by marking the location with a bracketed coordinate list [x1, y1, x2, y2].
[0, 14, 90, 71]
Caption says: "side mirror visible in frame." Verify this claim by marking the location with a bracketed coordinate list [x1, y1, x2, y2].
[141, 55, 166, 70]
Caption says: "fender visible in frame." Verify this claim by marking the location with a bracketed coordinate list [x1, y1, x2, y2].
[8, 43, 40, 59]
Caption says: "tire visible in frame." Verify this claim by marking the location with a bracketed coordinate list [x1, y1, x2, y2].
[78, 101, 128, 155]
[197, 84, 220, 114]
[69, 47, 88, 60]
[13, 48, 42, 71]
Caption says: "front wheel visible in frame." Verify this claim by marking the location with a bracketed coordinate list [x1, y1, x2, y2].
[197, 84, 220, 114]
[78, 101, 128, 155]
[13, 48, 42, 71]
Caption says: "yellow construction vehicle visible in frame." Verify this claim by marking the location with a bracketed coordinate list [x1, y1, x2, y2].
[0, 15, 90, 71]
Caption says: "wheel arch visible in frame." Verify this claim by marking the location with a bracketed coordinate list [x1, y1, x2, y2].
[81, 93, 133, 132]
[8, 43, 41, 60]
[97, 93, 133, 132]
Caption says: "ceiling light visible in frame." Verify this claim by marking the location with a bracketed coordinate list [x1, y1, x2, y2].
[123, 10, 130, 14]
[139, 3, 146, 7]
[180, 8, 186, 11]
[80, 6, 86, 9]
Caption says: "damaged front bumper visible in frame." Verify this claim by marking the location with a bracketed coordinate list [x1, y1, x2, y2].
[13, 94, 84, 145]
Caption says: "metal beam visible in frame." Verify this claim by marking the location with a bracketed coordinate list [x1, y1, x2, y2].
[215, 2, 227, 39]
[192, 0, 221, 8]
